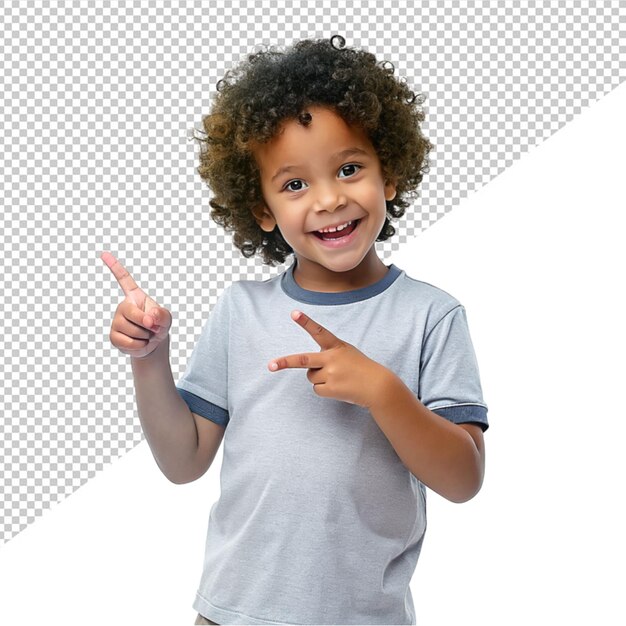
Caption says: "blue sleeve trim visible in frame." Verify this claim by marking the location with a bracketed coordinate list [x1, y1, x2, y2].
[430, 404, 489, 432]
[176, 388, 230, 428]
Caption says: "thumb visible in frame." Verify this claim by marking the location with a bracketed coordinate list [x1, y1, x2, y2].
[145, 305, 172, 331]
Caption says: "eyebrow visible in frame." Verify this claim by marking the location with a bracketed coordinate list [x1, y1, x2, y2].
[270, 147, 370, 183]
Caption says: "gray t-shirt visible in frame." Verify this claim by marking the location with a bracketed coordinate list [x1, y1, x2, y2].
[176, 262, 488, 625]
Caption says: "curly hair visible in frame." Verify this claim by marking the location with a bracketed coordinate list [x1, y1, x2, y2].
[194, 35, 433, 265]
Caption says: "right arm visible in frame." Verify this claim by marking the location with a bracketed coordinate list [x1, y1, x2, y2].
[101, 251, 224, 484]
[131, 335, 225, 484]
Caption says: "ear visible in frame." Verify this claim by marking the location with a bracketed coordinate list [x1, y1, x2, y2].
[384, 178, 397, 202]
[251, 203, 277, 232]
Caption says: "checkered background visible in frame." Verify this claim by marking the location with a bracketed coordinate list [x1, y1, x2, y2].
[1, 0, 624, 544]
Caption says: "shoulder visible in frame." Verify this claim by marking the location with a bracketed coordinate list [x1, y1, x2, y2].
[392, 267, 463, 318]
[387, 267, 470, 340]
[218, 269, 285, 308]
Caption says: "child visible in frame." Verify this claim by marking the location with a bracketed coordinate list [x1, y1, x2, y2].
[102, 35, 488, 625]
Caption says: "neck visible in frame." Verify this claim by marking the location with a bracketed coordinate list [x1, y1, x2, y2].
[292, 249, 388, 293]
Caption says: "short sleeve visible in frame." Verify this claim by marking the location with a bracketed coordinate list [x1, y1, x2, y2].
[419, 304, 489, 431]
[175, 287, 231, 428]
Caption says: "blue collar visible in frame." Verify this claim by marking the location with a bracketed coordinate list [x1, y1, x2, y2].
[281, 261, 402, 305]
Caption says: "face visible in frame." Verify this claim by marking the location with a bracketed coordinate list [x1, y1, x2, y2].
[251, 106, 397, 291]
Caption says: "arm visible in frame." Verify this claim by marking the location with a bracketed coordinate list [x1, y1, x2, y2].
[368, 369, 485, 503]
[101, 251, 223, 485]
[268, 309, 486, 504]
[131, 334, 225, 484]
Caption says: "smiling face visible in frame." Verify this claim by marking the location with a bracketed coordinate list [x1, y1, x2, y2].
[251, 106, 397, 292]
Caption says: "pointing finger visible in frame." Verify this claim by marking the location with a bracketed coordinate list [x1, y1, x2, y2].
[290, 310, 342, 351]
[101, 251, 141, 298]
[269, 351, 325, 371]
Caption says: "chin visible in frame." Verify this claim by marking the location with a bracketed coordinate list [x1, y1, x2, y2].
[322, 257, 369, 274]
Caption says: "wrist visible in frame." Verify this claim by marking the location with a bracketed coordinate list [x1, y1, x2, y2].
[366, 365, 403, 413]
[131, 334, 170, 363]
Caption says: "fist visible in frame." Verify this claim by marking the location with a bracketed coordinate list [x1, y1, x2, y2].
[101, 251, 172, 359]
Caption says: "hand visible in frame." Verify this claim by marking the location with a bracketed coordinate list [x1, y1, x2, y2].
[101, 251, 172, 359]
[268, 310, 390, 409]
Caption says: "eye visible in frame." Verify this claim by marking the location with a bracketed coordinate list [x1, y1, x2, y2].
[338, 163, 361, 178]
[283, 179, 308, 192]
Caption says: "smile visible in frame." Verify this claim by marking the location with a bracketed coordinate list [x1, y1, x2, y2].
[312, 219, 360, 240]
[311, 219, 361, 246]
[317, 220, 354, 234]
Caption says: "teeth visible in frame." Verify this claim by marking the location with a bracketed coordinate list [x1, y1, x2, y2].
[318, 220, 353, 234]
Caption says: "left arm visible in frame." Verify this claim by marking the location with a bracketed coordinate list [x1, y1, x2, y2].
[368, 368, 485, 503]
[269, 310, 486, 504]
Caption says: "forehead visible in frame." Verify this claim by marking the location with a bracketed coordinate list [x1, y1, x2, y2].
[251, 106, 375, 173]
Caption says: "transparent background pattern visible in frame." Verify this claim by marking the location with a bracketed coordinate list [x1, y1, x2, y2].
[1, 0, 624, 543]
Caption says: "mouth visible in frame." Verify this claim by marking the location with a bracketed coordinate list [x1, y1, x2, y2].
[311, 219, 360, 241]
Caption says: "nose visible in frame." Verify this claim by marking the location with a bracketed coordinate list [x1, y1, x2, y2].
[313, 180, 347, 213]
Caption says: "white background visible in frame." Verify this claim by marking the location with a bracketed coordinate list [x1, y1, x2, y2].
[1, 75, 625, 626]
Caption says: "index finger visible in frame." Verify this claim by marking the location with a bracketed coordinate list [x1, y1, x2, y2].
[100, 251, 141, 297]
[290, 310, 342, 351]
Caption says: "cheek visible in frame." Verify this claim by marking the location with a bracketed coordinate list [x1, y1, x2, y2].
[366, 187, 390, 216]
[271, 214, 303, 244]
[275, 212, 297, 230]
[361, 180, 387, 203]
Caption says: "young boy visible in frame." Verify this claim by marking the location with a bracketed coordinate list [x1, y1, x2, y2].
[102, 36, 488, 625]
